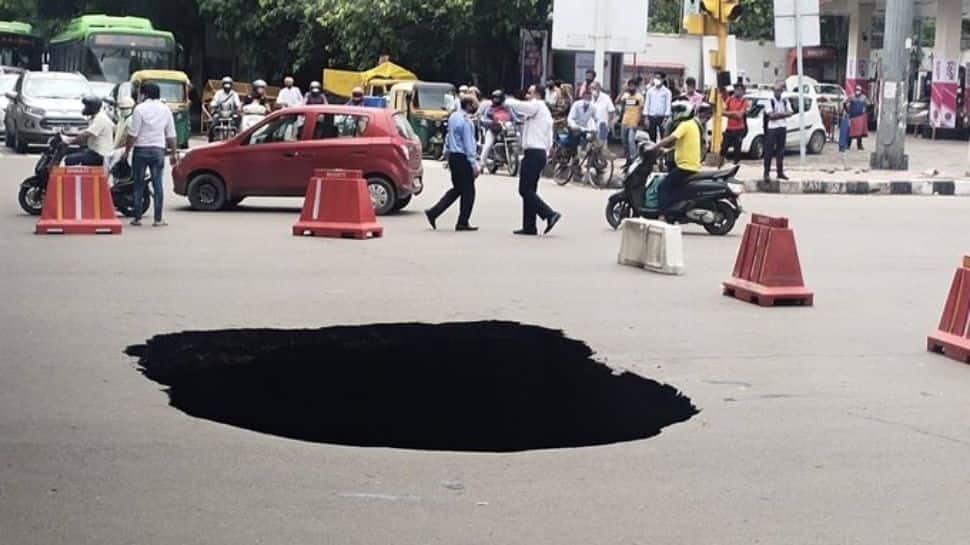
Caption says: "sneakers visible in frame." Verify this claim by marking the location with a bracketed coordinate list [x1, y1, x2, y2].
[455, 224, 479, 232]
[152, 220, 168, 227]
[424, 209, 437, 230]
[130, 219, 141, 226]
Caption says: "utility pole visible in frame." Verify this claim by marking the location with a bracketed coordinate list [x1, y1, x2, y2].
[870, 0, 915, 170]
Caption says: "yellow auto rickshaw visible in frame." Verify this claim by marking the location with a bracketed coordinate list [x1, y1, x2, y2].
[388, 81, 456, 159]
[130, 70, 192, 148]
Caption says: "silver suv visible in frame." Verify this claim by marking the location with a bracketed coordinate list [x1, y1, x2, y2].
[4, 71, 91, 154]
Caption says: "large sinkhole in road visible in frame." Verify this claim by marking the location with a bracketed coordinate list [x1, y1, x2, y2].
[126, 321, 698, 452]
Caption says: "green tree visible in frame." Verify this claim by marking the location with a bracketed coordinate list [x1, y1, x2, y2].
[646, 0, 775, 41]
[648, 0, 683, 34]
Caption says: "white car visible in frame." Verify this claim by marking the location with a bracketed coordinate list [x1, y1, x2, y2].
[725, 91, 828, 159]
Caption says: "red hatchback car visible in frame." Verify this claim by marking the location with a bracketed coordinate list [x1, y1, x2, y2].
[172, 105, 424, 215]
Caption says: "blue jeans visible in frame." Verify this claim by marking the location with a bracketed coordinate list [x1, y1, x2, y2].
[132, 147, 165, 222]
[621, 127, 638, 164]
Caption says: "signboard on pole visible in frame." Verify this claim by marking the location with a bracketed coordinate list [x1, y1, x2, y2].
[773, 0, 821, 48]
[551, 0, 649, 52]
[931, 58, 959, 129]
[520, 29, 548, 89]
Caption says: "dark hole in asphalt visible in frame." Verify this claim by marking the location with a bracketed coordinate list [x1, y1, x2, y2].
[125, 321, 698, 452]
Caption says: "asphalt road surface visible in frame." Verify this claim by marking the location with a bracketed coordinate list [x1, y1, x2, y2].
[1, 143, 969, 544]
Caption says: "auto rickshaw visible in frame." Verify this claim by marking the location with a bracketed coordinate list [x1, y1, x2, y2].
[130, 70, 192, 148]
[388, 81, 456, 159]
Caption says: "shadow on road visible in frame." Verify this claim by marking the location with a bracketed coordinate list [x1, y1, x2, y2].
[126, 321, 698, 452]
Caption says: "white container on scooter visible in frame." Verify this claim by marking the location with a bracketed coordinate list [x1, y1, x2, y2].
[240, 103, 267, 132]
[617, 218, 685, 276]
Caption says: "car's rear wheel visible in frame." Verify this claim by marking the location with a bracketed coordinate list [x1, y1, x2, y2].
[808, 130, 826, 154]
[367, 177, 396, 216]
[187, 173, 227, 211]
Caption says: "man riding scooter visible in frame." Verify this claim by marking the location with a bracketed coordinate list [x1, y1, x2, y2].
[477, 90, 519, 173]
[63, 95, 115, 167]
[208, 76, 242, 140]
[650, 98, 703, 218]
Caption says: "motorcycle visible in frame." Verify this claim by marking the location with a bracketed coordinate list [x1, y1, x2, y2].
[605, 132, 744, 236]
[210, 102, 239, 142]
[18, 136, 151, 217]
[240, 102, 268, 132]
[483, 121, 520, 176]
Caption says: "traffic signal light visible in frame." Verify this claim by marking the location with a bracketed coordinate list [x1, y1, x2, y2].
[700, 0, 744, 23]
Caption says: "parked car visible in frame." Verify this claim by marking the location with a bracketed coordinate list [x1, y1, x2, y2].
[173, 105, 424, 215]
[4, 71, 91, 153]
[709, 91, 827, 159]
[0, 73, 18, 139]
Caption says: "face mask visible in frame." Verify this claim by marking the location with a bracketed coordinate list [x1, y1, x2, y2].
[223, 86, 232, 92]
[311, 89, 321, 95]
[285, 83, 292, 88]
[654, 79, 662, 87]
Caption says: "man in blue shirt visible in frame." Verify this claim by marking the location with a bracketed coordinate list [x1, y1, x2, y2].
[425, 96, 480, 231]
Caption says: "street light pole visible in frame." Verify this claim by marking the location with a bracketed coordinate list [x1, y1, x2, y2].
[870, 0, 915, 170]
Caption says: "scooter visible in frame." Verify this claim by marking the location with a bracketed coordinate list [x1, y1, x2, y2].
[605, 132, 744, 236]
[210, 102, 239, 142]
[17, 136, 151, 217]
[483, 121, 520, 177]
[240, 102, 268, 132]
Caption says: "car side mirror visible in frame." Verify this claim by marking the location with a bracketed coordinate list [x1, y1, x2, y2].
[4, 91, 17, 101]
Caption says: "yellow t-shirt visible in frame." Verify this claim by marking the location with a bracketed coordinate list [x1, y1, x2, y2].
[620, 93, 644, 128]
[672, 120, 702, 171]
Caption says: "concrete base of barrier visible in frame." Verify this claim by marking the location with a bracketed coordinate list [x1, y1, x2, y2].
[617, 218, 685, 276]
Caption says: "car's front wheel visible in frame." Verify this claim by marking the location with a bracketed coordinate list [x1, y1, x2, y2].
[748, 136, 764, 159]
[14, 130, 28, 154]
[392, 194, 412, 212]
[367, 177, 396, 216]
[187, 173, 227, 211]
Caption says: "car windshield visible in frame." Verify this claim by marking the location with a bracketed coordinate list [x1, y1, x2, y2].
[0, 74, 16, 93]
[149, 80, 186, 102]
[24, 77, 90, 99]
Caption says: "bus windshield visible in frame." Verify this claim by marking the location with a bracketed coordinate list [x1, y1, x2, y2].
[87, 47, 173, 83]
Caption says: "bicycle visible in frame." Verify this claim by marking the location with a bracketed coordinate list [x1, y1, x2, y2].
[552, 129, 614, 188]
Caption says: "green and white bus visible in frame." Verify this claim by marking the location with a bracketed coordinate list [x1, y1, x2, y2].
[0, 21, 42, 70]
[49, 15, 178, 83]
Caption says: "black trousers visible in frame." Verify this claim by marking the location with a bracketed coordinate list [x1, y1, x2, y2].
[763, 127, 786, 177]
[659, 167, 697, 212]
[647, 116, 666, 143]
[428, 153, 476, 226]
[64, 148, 104, 166]
[519, 149, 555, 232]
[721, 128, 747, 164]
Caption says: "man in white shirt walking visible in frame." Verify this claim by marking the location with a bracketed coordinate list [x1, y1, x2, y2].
[589, 82, 615, 142]
[64, 95, 114, 166]
[276, 76, 303, 109]
[506, 84, 562, 236]
[125, 82, 178, 227]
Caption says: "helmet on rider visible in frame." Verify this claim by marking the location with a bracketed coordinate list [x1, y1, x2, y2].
[252, 79, 267, 94]
[694, 101, 713, 122]
[490, 90, 505, 106]
[117, 96, 135, 119]
[309, 81, 322, 94]
[81, 95, 102, 117]
[670, 99, 694, 122]
[221, 76, 234, 91]
[351, 86, 364, 102]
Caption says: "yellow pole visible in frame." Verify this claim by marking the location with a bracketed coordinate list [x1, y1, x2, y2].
[710, 3, 728, 163]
